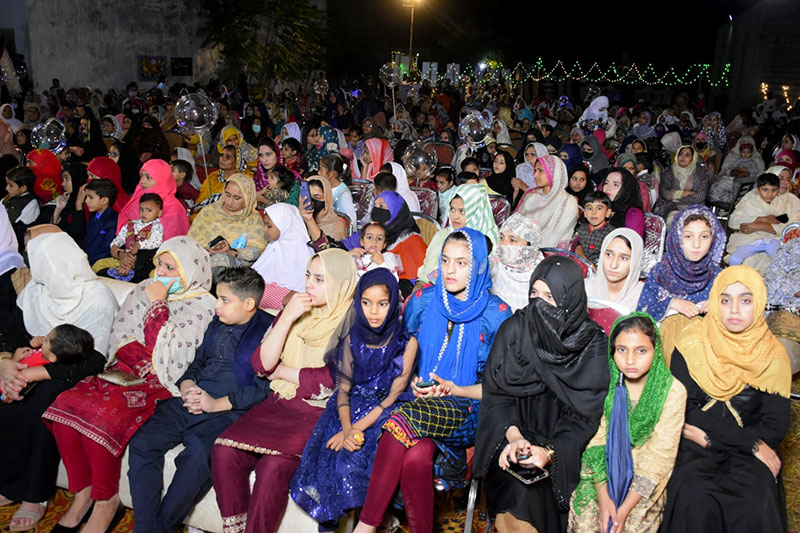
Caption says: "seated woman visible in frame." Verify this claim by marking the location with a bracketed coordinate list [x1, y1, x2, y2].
[417, 183, 499, 285]
[637, 206, 725, 324]
[0, 231, 116, 531]
[489, 213, 543, 312]
[661, 266, 791, 533]
[211, 249, 357, 533]
[253, 136, 284, 203]
[195, 144, 242, 211]
[252, 203, 314, 311]
[487, 150, 519, 207]
[568, 313, 687, 533]
[188, 173, 268, 279]
[474, 256, 608, 532]
[290, 270, 416, 531]
[599, 169, 645, 237]
[353, 228, 512, 533]
[303, 174, 349, 241]
[653, 146, 711, 225]
[217, 125, 258, 174]
[116, 159, 190, 240]
[43, 237, 215, 532]
[515, 155, 579, 248]
[360, 138, 394, 182]
[585, 228, 644, 316]
[0, 204, 24, 347]
[51, 164, 89, 243]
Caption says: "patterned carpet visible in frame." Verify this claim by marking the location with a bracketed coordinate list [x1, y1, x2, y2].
[0, 490, 133, 532]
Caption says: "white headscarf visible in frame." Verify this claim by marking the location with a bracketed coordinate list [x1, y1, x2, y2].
[174, 146, 201, 189]
[389, 162, 421, 213]
[579, 96, 609, 124]
[0, 104, 23, 133]
[0, 203, 23, 276]
[584, 228, 644, 314]
[493, 120, 512, 145]
[18, 232, 118, 355]
[102, 114, 123, 140]
[108, 236, 216, 394]
[282, 122, 302, 142]
[252, 203, 314, 292]
[489, 214, 543, 312]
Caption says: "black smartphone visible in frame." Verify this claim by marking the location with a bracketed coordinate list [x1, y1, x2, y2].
[505, 463, 549, 485]
[208, 235, 225, 249]
[416, 379, 440, 389]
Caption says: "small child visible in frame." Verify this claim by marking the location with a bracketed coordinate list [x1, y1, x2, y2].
[280, 137, 304, 174]
[461, 157, 480, 176]
[576, 191, 615, 266]
[83, 179, 118, 267]
[0, 324, 94, 399]
[350, 222, 403, 279]
[435, 166, 456, 223]
[727, 172, 800, 269]
[259, 165, 298, 207]
[170, 159, 199, 208]
[128, 267, 273, 532]
[568, 313, 686, 533]
[107, 193, 165, 282]
[3, 166, 40, 226]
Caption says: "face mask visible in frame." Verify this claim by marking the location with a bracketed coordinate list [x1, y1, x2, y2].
[252, 124, 261, 134]
[154, 275, 184, 294]
[311, 198, 325, 216]
[582, 150, 593, 159]
[371, 207, 391, 225]
[128, 91, 136, 98]
[394, 131, 403, 140]
[695, 142, 707, 150]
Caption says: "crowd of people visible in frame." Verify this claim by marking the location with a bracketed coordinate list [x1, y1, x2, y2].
[0, 73, 798, 533]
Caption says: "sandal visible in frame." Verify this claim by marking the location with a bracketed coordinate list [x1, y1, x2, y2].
[8, 501, 47, 531]
[0, 494, 14, 506]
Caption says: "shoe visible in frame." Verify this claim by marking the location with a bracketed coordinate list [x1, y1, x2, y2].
[104, 502, 125, 533]
[50, 502, 94, 532]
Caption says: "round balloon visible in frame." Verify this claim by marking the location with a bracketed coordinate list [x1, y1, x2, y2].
[31, 118, 67, 154]
[312, 78, 328, 97]
[458, 113, 491, 149]
[403, 141, 437, 180]
[175, 93, 218, 131]
[379, 62, 402, 88]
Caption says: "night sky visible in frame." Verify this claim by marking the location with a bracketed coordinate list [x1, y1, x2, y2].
[326, 0, 761, 79]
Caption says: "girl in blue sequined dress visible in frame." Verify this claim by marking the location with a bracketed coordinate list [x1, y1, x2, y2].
[290, 268, 417, 530]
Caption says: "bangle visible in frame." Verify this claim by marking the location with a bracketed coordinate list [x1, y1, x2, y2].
[0, 355, 11, 362]
[337, 402, 350, 409]
[544, 447, 555, 463]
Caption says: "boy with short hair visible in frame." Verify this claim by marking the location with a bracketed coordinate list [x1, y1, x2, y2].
[83, 179, 118, 267]
[727, 172, 800, 269]
[575, 191, 615, 266]
[3, 166, 40, 225]
[460, 157, 480, 176]
[106, 193, 164, 283]
[128, 267, 273, 533]
[170, 159, 199, 208]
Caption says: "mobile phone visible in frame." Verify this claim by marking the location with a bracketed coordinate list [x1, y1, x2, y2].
[416, 379, 440, 389]
[299, 181, 310, 209]
[208, 235, 225, 249]
[516, 453, 530, 461]
[505, 463, 549, 485]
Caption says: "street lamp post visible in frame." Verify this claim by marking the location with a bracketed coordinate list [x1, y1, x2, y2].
[402, 0, 419, 73]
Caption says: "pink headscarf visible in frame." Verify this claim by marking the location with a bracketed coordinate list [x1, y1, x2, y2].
[362, 138, 394, 181]
[116, 159, 189, 238]
[253, 137, 284, 191]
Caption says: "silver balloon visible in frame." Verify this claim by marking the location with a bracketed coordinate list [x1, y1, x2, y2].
[312, 78, 328, 97]
[175, 93, 218, 131]
[403, 141, 437, 180]
[458, 113, 491, 149]
[31, 118, 67, 154]
[379, 62, 402, 88]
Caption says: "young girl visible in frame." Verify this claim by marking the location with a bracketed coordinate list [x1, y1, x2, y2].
[254, 137, 285, 204]
[319, 153, 356, 228]
[661, 266, 791, 532]
[353, 228, 512, 533]
[290, 270, 416, 530]
[350, 222, 403, 278]
[637, 205, 725, 323]
[569, 313, 687, 533]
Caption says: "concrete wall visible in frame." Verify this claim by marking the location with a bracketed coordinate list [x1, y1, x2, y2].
[21, 0, 220, 92]
[714, 0, 800, 115]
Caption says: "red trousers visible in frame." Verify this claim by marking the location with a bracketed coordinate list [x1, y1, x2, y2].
[51, 424, 122, 501]
[211, 445, 301, 533]
[359, 436, 435, 533]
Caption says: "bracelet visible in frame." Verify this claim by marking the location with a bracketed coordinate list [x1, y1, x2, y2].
[544, 447, 555, 463]
[0, 355, 11, 362]
[337, 402, 350, 409]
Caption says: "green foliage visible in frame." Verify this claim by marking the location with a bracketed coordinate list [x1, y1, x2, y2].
[201, 0, 326, 86]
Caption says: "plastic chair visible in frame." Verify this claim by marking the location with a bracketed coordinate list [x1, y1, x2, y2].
[539, 247, 594, 278]
[412, 187, 439, 219]
[353, 183, 375, 223]
[641, 213, 666, 278]
[103, 137, 115, 149]
[587, 298, 628, 335]
[429, 142, 455, 165]
[411, 211, 441, 245]
[334, 210, 353, 237]
[488, 195, 511, 227]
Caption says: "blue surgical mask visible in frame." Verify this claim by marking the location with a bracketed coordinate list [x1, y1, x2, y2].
[252, 124, 261, 134]
[154, 275, 184, 294]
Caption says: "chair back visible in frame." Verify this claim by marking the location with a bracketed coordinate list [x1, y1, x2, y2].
[411, 211, 442, 245]
[488, 194, 511, 227]
[588, 306, 623, 335]
[165, 131, 183, 151]
[429, 142, 455, 165]
[412, 186, 439, 218]
[539, 247, 594, 278]
[641, 213, 666, 277]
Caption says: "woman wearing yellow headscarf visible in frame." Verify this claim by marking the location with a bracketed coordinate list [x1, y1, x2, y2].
[211, 249, 357, 533]
[217, 125, 258, 173]
[188, 173, 267, 278]
[661, 265, 791, 533]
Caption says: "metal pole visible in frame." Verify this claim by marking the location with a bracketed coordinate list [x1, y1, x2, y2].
[409, 5, 415, 72]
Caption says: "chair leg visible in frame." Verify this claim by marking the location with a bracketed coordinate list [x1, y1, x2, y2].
[464, 476, 479, 533]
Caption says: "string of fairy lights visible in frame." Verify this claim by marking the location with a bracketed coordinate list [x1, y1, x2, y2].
[391, 55, 732, 88]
